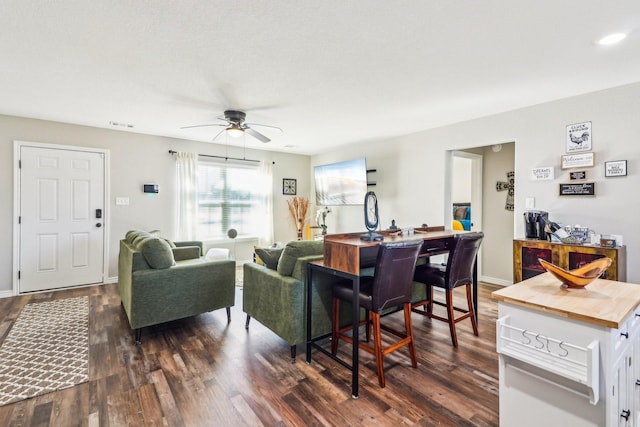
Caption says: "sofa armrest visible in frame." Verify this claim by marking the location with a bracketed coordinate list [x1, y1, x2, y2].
[174, 241, 203, 256]
[291, 254, 324, 282]
[172, 246, 201, 261]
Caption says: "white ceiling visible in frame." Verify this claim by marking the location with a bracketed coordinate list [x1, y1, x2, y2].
[1, 1, 639, 155]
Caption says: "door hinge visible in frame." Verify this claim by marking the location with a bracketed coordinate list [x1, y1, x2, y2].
[18, 271, 20, 280]
[18, 216, 21, 224]
[18, 159, 21, 168]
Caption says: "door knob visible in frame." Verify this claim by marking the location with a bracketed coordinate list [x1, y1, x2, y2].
[96, 223, 102, 228]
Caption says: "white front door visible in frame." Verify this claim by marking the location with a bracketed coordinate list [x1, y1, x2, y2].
[19, 145, 105, 292]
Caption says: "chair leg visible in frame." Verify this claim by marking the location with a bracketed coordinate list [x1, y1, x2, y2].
[134, 328, 142, 345]
[365, 310, 371, 343]
[404, 304, 417, 368]
[245, 314, 251, 329]
[371, 312, 385, 388]
[445, 289, 458, 347]
[466, 284, 479, 336]
[226, 307, 231, 322]
[426, 285, 434, 314]
[290, 345, 297, 363]
[331, 298, 340, 355]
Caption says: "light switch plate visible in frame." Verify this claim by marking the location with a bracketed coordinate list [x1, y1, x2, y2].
[525, 197, 535, 209]
[116, 197, 129, 206]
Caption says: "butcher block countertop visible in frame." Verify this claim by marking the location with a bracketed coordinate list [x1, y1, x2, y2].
[492, 272, 640, 329]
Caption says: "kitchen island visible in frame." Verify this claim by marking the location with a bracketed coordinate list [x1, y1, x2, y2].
[492, 272, 640, 426]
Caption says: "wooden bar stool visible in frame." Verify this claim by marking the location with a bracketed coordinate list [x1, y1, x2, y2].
[411, 232, 484, 347]
[331, 240, 423, 388]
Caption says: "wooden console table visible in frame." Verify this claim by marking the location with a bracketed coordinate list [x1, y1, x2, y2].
[513, 238, 626, 283]
[305, 227, 476, 398]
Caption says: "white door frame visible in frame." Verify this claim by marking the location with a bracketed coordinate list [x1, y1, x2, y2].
[445, 150, 483, 276]
[13, 140, 110, 295]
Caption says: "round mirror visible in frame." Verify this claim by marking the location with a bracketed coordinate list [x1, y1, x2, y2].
[227, 228, 238, 239]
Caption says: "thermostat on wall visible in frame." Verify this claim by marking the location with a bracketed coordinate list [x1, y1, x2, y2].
[143, 184, 159, 194]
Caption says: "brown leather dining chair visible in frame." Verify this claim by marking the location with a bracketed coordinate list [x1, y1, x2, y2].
[411, 232, 484, 347]
[331, 240, 423, 388]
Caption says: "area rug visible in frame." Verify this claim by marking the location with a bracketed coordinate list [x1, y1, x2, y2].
[0, 296, 89, 406]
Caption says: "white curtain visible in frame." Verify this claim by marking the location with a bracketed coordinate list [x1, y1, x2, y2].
[258, 160, 274, 246]
[175, 151, 198, 240]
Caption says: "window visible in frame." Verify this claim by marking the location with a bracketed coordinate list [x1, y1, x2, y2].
[197, 160, 263, 240]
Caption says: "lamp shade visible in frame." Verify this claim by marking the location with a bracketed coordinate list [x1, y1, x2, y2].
[226, 125, 244, 138]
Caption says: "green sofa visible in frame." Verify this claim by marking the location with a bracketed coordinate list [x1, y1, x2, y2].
[118, 230, 236, 343]
[243, 240, 349, 361]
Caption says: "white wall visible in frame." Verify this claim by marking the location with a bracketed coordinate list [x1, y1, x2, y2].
[452, 156, 472, 203]
[311, 82, 640, 283]
[0, 114, 311, 292]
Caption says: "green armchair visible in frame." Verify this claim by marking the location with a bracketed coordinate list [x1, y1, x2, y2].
[243, 240, 348, 362]
[118, 230, 236, 343]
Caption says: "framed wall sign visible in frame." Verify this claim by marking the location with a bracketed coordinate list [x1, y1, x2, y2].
[561, 152, 594, 169]
[530, 166, 554, 181]
[559, 182, 595, 196]
[282, 178, 297, 195]
[566, 121, 592, 153]
[569, 171, 586, 180]
[605, 160, 627, 177]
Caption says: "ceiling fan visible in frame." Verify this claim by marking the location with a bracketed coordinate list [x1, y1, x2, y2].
[181, 110, 282, 143]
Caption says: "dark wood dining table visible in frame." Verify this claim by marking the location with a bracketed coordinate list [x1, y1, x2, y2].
[305, 227, 477, 398]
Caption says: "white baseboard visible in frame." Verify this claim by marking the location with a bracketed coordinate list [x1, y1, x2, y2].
[0, 289, 15, 299]
[480, 275, 512, 287]
[105, 276, 118, 284]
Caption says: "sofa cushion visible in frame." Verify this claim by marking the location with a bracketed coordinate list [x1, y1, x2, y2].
[163, 238, 177, 248]
[276, 240, 324, 277]
[254, 247, 283, 270]
[141, 238, 176, 269]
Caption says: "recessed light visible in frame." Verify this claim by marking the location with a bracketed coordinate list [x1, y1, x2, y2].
[597, 33, 627, 46]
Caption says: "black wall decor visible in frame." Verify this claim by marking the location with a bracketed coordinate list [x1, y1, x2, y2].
[559, 182, 595, 196]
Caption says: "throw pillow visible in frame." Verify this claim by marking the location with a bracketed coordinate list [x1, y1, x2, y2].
[254, 247, 283, 270]
[276, 240, 324, 277]
[163, 238, 177, 248]
[141, 238, 176, 269]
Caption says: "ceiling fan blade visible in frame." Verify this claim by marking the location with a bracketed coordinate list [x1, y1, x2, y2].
[245, 127, 270, 143]
[246, 123, 283, 133]
[180, 123, 226, 129]
[211, 128, 227, 141]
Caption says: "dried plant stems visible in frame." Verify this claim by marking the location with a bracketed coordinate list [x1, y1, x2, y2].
[287, 197, 310, 238]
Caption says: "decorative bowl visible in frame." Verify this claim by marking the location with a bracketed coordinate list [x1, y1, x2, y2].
[538, 257, 612, 289]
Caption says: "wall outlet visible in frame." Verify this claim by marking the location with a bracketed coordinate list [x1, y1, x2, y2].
[115, 197, 129, 206]
[525, 197, 535, 209]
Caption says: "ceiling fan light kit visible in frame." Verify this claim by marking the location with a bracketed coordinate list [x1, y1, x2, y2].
[226, 124, 244, 138]
[181, 109, 281, 143]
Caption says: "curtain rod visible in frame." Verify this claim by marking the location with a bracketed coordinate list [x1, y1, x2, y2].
[168, 150, 260, 163]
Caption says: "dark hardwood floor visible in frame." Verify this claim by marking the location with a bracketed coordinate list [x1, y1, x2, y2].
[0, 281, 500, 426]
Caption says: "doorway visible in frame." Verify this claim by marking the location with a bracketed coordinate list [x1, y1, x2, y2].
[447, 143, 515, 286]
[14, 141, 109, 294]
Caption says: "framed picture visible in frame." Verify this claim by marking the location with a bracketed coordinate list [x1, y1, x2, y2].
[561, 152, 594, 169]
[566, 121, 592, 153]
[559, 182, 595, 196]
[569, 171, 586, 180]
[282, 178, 297, 195]
[605, 160, 627, 177]
[530, 166, 554, 181]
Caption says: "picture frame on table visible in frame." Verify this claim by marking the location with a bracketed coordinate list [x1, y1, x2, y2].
[605, 160, 627, 177]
